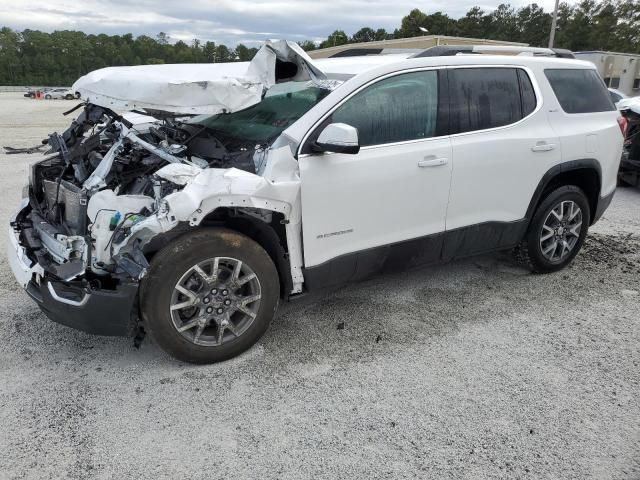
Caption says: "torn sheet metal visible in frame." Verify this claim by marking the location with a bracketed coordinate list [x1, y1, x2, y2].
[72, 40, 326, 115]
[154, 163, 203, 185]
[619, 96, 640, 115]
[111, 145, 306, 291]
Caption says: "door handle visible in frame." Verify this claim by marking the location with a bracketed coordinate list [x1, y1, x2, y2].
[531, 142, 556, 152]
[418, 157, 448, 167]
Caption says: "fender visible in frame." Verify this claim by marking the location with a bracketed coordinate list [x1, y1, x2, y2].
[190, 196, 304, 295]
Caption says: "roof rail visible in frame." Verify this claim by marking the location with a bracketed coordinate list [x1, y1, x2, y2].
[411, 45, 575, 59]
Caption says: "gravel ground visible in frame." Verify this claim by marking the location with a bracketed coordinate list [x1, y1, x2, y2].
[0, 92, 639, 479]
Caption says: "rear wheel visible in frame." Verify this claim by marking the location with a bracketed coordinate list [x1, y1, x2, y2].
[514, 186, 590, 273]
[65, 94, 74, 100]
[141, 228, 280, 363]
[44, 94, 51, 99]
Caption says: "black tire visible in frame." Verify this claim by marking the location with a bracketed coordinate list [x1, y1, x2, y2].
[65, 94, 74, 100]
[44, 94, 51, 99]
[141, 228, 280, 364]
[75, 92, 81, 99]
[514, 185, 590, 273]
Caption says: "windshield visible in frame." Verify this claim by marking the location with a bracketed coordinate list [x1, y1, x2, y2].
[189, 81, 331, 145]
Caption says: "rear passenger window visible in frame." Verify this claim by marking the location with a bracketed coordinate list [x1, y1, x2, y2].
[331, 70, 438, 147]
[449, 68, 534, 134]
[545, 69, 615, 114]
[517, 69, 537, 117]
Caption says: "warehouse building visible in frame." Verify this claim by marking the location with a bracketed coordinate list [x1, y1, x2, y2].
[574, 51, 640, 97]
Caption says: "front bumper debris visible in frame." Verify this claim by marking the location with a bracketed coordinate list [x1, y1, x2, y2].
[8, 216, 138, 337]
[7, 225, 43, 288]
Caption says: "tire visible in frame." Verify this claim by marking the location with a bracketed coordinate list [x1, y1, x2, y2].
[44, 94, 51, 99]
[75, 92, 81, 99]
[514, 185, 590, 273]
[65, 94, 74, 100]
[141, 228, 280, 364]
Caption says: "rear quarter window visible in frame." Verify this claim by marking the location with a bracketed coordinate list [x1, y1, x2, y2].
[545, 69, 615, 114]
[449, 67, 534, 135]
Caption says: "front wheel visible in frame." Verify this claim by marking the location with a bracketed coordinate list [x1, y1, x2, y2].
[141, 228, 280, 363]
[44, 94, 51, 99]
[514, 186, 590, 273]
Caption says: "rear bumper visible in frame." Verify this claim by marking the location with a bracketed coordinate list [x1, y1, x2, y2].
[592, 190, 615, 224]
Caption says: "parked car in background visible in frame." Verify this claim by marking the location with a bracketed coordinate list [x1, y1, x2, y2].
[23, 88, 37, 98]
[618, 99, 640, 187]
[43, 88, 76, 100]
[609, 88, 627, 106]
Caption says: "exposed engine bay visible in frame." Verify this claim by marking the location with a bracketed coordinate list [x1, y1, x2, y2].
[17, 102, 270, 282]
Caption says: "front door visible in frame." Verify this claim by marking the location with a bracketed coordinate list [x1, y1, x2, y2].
[298, 69, 452, 269]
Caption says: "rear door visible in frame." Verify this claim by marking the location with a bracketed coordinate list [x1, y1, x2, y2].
[298, 69, 452, 269]
[444, 66, 561, 258]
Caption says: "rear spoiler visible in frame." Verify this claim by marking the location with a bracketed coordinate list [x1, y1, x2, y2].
[412, 45, 575, 59]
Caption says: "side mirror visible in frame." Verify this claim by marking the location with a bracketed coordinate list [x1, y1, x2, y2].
[312, 123, 360, 155]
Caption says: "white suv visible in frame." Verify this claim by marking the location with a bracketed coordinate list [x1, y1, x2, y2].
[8, 42, 625, 363]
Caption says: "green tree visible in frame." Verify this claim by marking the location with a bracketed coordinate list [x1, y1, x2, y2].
[458, 7, 490, 38]
[298, 40, 317, 51]
[351, 27, 376, 43]
[375, 28, 392, 40]
[319, 30, 349, 48]
[425, 12, 459, 36]
[398, 9, 430, 37]
[235, 43, 258, 61]
[487, 4, 518, 41]
[516, 3, 552, 46]
[214, 44, 232, 62]
[612, 0, 640, 52]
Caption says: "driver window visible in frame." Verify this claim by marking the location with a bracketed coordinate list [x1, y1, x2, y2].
[332, 70, 439, 147]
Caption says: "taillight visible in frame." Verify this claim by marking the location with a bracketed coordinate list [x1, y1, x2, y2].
[617, 116, 628, 137]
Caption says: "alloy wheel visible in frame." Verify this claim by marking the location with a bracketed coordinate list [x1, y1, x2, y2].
[539, 200, 583, 263]
[169, 257, 261, 346]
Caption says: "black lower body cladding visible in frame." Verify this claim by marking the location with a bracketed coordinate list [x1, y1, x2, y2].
[26, 278, 138, 336]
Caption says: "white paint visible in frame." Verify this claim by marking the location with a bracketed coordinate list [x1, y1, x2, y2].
[72, 40, 325, 115]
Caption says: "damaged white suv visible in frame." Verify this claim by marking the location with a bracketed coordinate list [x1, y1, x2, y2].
[8, 42, 625, 363]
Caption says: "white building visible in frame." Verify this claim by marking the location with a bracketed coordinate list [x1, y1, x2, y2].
[574, 51, 640, 97]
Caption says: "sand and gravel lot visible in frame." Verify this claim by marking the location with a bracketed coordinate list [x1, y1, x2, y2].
[0, 92, 639, 479]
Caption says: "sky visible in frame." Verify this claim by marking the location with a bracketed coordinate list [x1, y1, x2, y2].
[0, 0, 567, 46]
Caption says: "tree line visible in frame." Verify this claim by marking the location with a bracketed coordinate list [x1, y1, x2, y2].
[0, 0, 638, 86]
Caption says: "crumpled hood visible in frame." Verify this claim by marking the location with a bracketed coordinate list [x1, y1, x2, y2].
[72, 40, 326, 115]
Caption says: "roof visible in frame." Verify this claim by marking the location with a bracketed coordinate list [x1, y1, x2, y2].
[315, 53, 415, 78]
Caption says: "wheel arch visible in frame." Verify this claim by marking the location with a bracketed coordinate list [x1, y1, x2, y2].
[526, 159, 602, 226]
[141, 208, 293, 298]
[203, 208, 293, 298]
